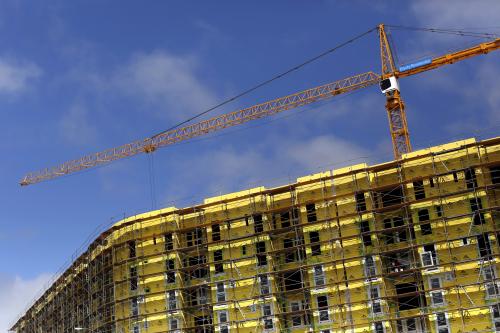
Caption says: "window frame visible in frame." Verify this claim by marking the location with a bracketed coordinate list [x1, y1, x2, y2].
[483, 265, 500, 298]
[429, 276, 445, 306]
[290, 301, 303, 327]
[262, 303, 274, 330]
[169, 318, 179, 330]
[131, 297, 139, 317]
[259, 274, 271, 295]
[364, 255, 377, 278]
[435, 312, 450, 333]
[317, 295, 330, 323]
[313, 265, 326, 287]
[373, 321, 386, 333]
[216, 282, 226, 303]
[491, 303, 500, 332]
[167, 290, 177, 310]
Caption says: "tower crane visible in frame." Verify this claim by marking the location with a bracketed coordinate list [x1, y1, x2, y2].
[20, 24, 500, 186]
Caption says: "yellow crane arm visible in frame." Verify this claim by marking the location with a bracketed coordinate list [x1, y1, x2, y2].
[20, 71, 380, 186]
[395, 38, 500, 79]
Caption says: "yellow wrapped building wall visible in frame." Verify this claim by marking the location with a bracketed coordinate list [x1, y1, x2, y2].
[10, 136, 500, 333]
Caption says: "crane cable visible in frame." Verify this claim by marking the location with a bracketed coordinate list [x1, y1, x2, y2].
[150, 26, 378, 139]
[386, 25, 499, 38]
[151, 25, 498, 140]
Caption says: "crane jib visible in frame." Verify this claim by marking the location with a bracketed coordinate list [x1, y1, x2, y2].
[399, 58, 432, 72]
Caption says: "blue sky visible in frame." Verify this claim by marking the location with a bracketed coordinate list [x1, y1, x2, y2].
[1, 1, 499, 330]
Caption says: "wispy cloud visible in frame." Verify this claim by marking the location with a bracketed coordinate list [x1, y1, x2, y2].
[58, 103, 98, 146]
[0, 57, 41, 94]
[0, 272, 53, 332]
[410, 1, 500, 136]
[411, 0, 500, 30]
[286, 135, 370, 170]
[158, 133, 374, 207]
[112, 51, 218, 121]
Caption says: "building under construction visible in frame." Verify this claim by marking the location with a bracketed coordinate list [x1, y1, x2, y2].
[10, 135, 500, 333]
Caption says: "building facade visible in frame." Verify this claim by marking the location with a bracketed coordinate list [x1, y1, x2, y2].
[11, 136, 500, 333]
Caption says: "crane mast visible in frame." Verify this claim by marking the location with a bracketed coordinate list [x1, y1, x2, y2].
[20, 25, 500, 186]
[379, 24, 412, 159]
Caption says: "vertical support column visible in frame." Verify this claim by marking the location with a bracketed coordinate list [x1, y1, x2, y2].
[379, 24, 412, 159]
[385, 90, 412, 158]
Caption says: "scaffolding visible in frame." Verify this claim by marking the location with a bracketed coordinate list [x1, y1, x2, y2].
[10, 136, 500, 333]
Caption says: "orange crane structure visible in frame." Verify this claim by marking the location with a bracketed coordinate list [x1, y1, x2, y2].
[20, 24, 500, 186]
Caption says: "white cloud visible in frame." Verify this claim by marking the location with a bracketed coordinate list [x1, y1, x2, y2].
[0, 272, 53, 332]
[59, 103, 98, 145]
[411, 1, 500, 30]
[113, 51, 217, 121]
[410, 1, 500, 136]
[477, 61, 500, 122]
[159, 133, 373, 207]
[286, 135, 370, 170]
[0, 58, 41, 94]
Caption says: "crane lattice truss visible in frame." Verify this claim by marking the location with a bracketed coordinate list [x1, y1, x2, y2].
[20, 25, 500, 186]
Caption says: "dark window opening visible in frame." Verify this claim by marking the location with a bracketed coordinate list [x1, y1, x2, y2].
[164, 233, 173, 251]
[418, 209, 432, 235]
[413, 180, 425, 200]
[310, 231, 321, 256]
[491, 166, 500, 185]
[131, 297, 139, 317]
[477, 233, 492, 260]
[128, 241, 136, 258]
[374, 322, 384, 333]
[380, 186, 404, 207]
[188, 289, 197, 306]
[214, 250, 224, 274]
[254, 214, 264, 233]
[184, 255, 208, 279]
[256, 241, 266, 253]
[386, 251, 411, 273]
[453, 171, 458, 182]
[284, 238, 295, 263]
[360, 220, 372, 246]
[394, 217, 408, 241]
[186, 228, 203, 247]
[423, 244, 437, 266]
[418, 209, 430, 221]
[284, 270, 303, 291]
[421, 223, 432, 235]
[470, 198, 485, 225]
[306, 204, 317, 222]
[436, 205, 443, 217]
[256, 254, 267, 269]
[317, 295, 329, 321]
[187, 286, 209, 307]
[166, 259, 175, 283]
[194, 315, 213, 333]
[465, 168, 478, 189]
[383, 217, 408, 244]
[130, 266, 138, 291]
[395, 283, 420, 310]
[242, 245, 247, 256]
[430, 177, 435, 188]
[280, 211, 291, 228]
[355, 192, 367, 212]
[256, 241, 267, 266]
[317, 295, 328, 308]
[212, 224, 221, 241]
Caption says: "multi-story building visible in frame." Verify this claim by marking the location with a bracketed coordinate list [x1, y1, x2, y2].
[10, 136, 500, 333]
